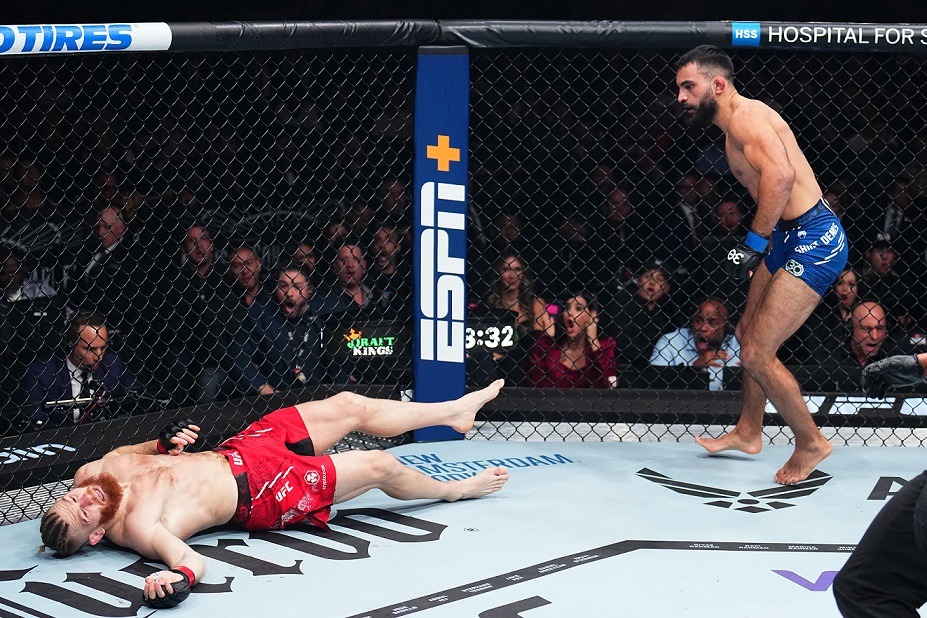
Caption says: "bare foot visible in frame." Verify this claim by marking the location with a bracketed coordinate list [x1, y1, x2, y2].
[774, 439, 832, 485]
[695, 429, 763, 456]
[450, 379, 505, 433]
[452, 467, 509, 500]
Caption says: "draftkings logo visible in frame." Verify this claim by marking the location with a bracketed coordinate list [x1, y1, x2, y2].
[637, 468, 832, 513]
[341, 328, 397, 357]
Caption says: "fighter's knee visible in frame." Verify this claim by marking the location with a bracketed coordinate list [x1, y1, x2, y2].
[739, 342, 772, 375]
[330, 391, 368, 417]
[363, 449, 401, 479]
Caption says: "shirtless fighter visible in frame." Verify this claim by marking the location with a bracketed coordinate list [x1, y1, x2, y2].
[675, 45, 849, 484]
[39, 380, 509, 608]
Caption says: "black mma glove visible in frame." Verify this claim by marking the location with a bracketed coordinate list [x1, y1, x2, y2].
[862, 355, 926, 399]
[145, 569, 192, 609]
[158, 418, 196, 454]
[722, 230, 769, 280]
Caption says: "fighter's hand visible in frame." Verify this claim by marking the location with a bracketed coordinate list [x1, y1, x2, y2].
[143, 569, 191, 608]
[722, 231, 768, 280]
[158, 418, 200, 455]
[862, 355, 926, 398]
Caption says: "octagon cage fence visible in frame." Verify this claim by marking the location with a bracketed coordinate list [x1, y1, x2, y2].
[2, 20, 927, 525]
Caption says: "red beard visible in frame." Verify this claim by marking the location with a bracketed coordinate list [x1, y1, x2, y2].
[77, 472, 124, 525]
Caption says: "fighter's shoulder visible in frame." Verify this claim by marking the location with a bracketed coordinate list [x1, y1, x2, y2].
[728, 99, 778, 133]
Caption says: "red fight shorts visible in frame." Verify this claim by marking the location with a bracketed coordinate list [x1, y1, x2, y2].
[215, 406, 337, 531]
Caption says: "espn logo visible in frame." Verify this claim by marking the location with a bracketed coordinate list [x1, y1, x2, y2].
[732, 22, 761, 47]
[418, 181, 466, 363]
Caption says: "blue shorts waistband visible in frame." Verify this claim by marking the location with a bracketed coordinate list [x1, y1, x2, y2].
[778, 198, 832, 231]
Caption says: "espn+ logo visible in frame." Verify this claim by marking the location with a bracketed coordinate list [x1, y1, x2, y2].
[0, 24, 133, 54]
[418, 181, 466, 363]
[732, 22, 761, 47]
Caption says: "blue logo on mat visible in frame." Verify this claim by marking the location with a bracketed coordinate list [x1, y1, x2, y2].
[732, 22, 761, 47]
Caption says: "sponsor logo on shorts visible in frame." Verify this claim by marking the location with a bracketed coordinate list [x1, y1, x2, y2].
[797, 230, 807, 238]
[637, 468, 831, 513]
[785, 259, 805, 276]
[305, 470, 320, 485]
[732, 22, 761, 47]
[230, 451, 244, 467]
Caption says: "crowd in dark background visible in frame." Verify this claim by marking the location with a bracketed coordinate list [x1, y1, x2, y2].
[2, 44, 927, 436]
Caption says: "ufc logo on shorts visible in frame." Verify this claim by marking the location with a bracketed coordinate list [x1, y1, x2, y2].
[727, 249, 745, 265]
[418, 181, 466, 363]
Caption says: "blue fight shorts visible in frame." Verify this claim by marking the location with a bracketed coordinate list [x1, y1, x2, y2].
[764, 198, 848, 296]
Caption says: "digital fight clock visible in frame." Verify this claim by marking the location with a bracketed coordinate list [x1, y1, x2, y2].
[465, 323, 518, 350]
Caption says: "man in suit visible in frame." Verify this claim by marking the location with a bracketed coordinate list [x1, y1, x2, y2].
[65, 205, 146, 346]
[19, 311, 143, 429]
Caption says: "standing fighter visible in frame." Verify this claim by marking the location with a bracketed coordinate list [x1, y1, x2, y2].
[674, 45, 848, 484]
[39, 380, 508, 608]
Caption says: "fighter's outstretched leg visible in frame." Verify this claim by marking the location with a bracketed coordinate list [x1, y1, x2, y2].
[300, 379, 505, 453]
[332, 449, 509, 504]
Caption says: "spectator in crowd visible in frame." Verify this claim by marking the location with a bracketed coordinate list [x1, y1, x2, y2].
[485, 251, 549, 334]
[489, 211, 537, 266]
[877, 176, 921, 260]
[227, 244, 269, 308]
[595, 186, 647, 286]
[828, 300, 891, 367]
[701, 198, 748, 252]
[1, 245, 63, 420]
[291, 240, 318, 275]
[783, 267, 860, 364]
[344, 199, 376, 239]
[1, 245, 55, 301]
[316, 240, 394, 317]
[645, 172, 709, 276]
[483, 251, 550, 385]
[379, 175, 410, 223]
[378, 176, 414, 247]
[536, 212, 598, 298]
[470, 211, 536, 300]
[18, 311, 143, 429]
[650, 298, 741, 390]
[65, 205, 145, 339]
[146, 223, 245, 404]
[232, 265, 347, 396]
[318, 217, 350, 284]
[1, 159, 60, 234]
[367, 223, 410, 308]
[527, 291, 617, 388]
[858, 239, 919, 327]
[603, 262, 686, 368]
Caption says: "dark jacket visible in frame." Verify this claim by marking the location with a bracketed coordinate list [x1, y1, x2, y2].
[20, 353, 143, 426]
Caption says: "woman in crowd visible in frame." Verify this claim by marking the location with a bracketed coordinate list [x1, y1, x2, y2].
[484, 251, 549, 333]
[527, 291, 617, 389]
[480, 251, 550, 385]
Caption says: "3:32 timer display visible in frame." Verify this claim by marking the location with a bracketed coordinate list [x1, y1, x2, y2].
[465, 325, 517, 349]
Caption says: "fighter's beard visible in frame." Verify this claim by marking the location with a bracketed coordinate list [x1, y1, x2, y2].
[684, 96, 719, 129]
[77, 472, 124, 525]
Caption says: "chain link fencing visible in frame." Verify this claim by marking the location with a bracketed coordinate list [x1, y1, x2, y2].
[2, 26, 927, 524]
